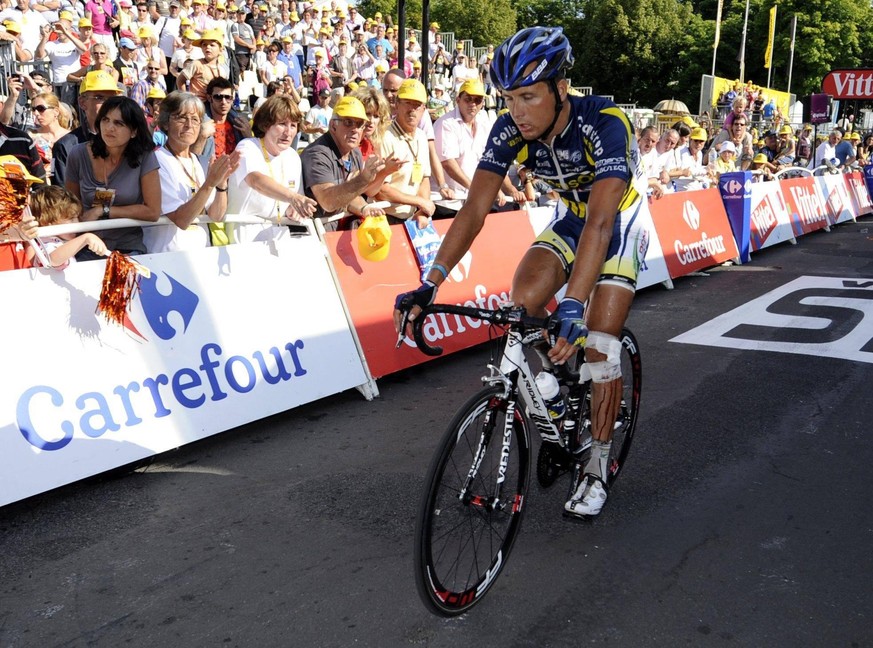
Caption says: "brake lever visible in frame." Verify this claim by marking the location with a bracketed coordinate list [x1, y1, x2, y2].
[395, 307, 411, 349]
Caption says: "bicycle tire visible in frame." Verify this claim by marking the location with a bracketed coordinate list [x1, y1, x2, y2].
[414, 386, 530, 616]
[606, 328, 642, 484]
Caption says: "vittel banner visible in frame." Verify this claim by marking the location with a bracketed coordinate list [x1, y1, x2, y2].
[0, 239, 370, 506]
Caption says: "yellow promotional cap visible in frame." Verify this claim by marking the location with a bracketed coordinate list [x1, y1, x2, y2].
[0, 155, 43, 184]
[458, 79, 485, 97]
[333, 96, 369, 121]
[397, 79, 427, 103]
[81, 70, 123, 94]
[357, 215, 392, 262]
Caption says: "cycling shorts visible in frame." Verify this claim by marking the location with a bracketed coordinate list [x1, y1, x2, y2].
[532, 198, 649, 292]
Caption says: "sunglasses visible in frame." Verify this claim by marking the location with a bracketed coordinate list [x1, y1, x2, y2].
[32, 104, 52, 112]
[211, 93, 233, 101]
[338, 117, 365, 130]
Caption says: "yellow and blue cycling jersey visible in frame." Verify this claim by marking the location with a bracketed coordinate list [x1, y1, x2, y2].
[478, 94, 643, 218]
[478, 94, 649, 291]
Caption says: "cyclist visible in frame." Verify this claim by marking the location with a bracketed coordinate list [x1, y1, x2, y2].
[394, 26, 648, 518]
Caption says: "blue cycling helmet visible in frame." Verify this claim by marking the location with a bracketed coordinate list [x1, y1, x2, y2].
[490, 26, 574, 92]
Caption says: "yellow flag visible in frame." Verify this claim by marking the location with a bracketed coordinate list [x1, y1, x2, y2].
[764, 5, 777, 68]
[713, 0, 723, 49]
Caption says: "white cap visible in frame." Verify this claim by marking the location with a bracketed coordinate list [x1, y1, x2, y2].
[720, 141, 736, 154]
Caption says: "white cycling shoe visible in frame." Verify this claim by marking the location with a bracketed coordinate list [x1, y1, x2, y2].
[564, 474, 608, 518]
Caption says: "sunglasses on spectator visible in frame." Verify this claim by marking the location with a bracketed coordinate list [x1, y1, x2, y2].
[462, 95, 484, 105]
[32, 104, 52, 112]
[147, 66, 161, 71]
[337, 117, 366, 130]
[211, 93, 233, 101]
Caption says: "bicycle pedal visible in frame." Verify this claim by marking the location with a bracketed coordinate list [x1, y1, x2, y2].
[562, 508, 596, 522]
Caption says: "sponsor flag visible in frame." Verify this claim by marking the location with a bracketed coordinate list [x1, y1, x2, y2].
[764, 4, 777, 69]
[713, 0, 723, 49]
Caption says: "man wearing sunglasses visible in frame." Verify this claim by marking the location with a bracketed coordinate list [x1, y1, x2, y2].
[300, 95, 395, 230]
[200, 76, 251, 162]
[129, 58, 167, 106]
[433, 78, 494, 202]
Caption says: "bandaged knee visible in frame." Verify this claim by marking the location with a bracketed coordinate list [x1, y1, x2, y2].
[579, 331, 622, 383]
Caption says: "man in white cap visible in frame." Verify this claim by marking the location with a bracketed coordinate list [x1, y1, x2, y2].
[152, 0, 183, 89]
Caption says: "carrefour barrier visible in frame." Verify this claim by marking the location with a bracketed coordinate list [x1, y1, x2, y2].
[716, 170, 871, 261]
[647, 188, 740, 278]
[324, 205, 672, 378]
[0, 237, 372, 506]
[2, 173, 870, 506]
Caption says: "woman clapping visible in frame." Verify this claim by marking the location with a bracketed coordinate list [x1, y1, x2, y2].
[145, 92, 241, 253]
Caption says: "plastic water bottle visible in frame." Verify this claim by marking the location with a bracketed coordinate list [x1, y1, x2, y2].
[535, 372, 565, 422]
[708, 147, 718, 165]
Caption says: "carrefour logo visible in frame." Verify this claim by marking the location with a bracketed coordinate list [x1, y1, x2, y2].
[124, 271, 200, 341]
[16, 271, 309, 452]
[682, 200, 701, 230]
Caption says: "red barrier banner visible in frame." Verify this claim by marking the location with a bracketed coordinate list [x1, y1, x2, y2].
[325, 211, 536, 378]
[782, 176, 830, 235]
[844, 171, 872, 216]
[648, 188, 739, 278]
[748, 181, 794, 251]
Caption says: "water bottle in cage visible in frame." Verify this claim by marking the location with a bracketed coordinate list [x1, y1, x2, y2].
[535, 371, 565, 422]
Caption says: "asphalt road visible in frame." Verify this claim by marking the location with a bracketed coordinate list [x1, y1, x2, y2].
[2, 216, 872, 648]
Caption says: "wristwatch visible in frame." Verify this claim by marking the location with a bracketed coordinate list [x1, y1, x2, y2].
[101, 203, 110, 219]
[439, 183, 449, 190]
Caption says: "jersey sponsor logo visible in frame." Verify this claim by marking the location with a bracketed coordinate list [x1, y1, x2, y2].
[671, 276, 873, 363]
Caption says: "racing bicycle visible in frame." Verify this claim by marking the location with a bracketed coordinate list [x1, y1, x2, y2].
[403, 302, 642, 616]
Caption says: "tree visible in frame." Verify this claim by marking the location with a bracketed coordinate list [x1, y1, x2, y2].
[574, 0, 704, 106]
[430, 0, 517, 45]
[357, 0, 516, 43]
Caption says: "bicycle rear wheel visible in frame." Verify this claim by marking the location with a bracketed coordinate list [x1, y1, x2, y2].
[414, 386, 530, 616]
[606, 328, 642, 484]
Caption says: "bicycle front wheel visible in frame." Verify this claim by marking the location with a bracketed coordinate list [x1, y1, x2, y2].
[414, 386, 530, 616]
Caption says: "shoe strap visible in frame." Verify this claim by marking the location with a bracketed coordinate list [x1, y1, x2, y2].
[582, 472, 608, 492]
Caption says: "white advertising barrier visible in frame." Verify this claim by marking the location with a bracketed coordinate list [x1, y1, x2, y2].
[525, 202, 672, 292]
[0, 237, 371, 506]
[816, 174, 858, 225]
[748, 180, 797, 252]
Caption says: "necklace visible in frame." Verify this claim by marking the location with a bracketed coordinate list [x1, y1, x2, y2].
[165, 143, 201, 194]
[260, 138, 283, 224]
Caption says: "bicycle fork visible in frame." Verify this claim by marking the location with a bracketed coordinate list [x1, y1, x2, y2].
[458, 398, 520, 513]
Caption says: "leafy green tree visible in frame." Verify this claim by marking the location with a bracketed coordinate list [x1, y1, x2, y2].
[357, 0, 516, 42]
[429, 0, 518, 45]
[574, 0, 704, 106]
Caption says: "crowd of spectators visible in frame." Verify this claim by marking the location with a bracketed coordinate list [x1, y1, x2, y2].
[637, 109, 871, 199]
[1, 0, 870, 270]
[0, 0, 533, 271]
